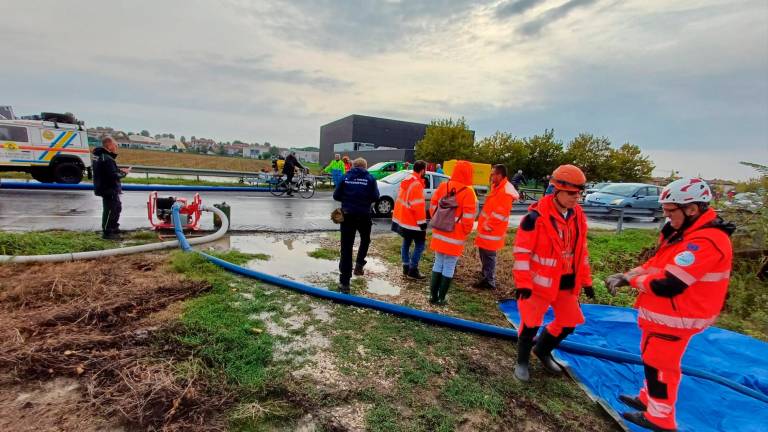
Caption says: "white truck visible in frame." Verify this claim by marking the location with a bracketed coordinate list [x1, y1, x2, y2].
[0, 110, 91, 183]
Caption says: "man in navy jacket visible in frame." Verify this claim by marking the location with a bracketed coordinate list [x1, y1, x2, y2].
[92, 137, 130, 239]
[333, 157, 380, 292]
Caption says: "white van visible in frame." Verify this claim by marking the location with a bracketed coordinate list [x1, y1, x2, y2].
[0, 113, 91, 183]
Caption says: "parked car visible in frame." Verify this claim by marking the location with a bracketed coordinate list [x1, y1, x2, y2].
[724, 192, 763, 212]
[584, 183, 662, 209]
[368, 161, 408, 180]
[373, 170, 449, 216]
[585, 182, 612, 197]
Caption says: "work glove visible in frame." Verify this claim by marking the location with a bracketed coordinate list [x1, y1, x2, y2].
[582, 286, 595, 299]
[419, 223, 428, 231]
[514, 288, 532, 300]
[604, 273, 629, 296]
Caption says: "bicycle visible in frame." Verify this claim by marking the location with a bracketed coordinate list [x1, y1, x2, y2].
[269, 169, 316, 198]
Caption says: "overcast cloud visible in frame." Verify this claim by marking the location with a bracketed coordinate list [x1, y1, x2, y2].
[1, 0, 766, 179]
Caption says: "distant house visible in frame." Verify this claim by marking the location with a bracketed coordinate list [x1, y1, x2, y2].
[157, 137, 185, 151]
[223, 142, 250, 156]
[189, 137, 217, 152]
[127, 134, 162, 150]
[243, 144, 271, 158]
[280, 148, 319, 163]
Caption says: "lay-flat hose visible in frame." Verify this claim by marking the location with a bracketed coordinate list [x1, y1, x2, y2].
[170, 206, 768, 405]
[0, 204, 228, 263]
[0, 181, 269, 192]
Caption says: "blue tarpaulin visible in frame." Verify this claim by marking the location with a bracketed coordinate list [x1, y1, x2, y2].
[498, 301, 768, 432]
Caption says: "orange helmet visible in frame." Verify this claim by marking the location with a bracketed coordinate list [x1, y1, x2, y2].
[550, 164, 586, 192]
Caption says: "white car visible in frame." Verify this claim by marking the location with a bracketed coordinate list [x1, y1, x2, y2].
[373, 170, 449, 216]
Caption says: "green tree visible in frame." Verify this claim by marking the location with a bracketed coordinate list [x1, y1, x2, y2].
[415, 117, 475, 162]
[180, 136, 186, 143]
[522, 129, 565, 184]
[217, 144, 226, 155]
[140, 130, 150, 137]
[609, 143, 655, 182]
[564, 133, 613, 181]
[268, 146, 280, 157]
[474, 131, 529, 172]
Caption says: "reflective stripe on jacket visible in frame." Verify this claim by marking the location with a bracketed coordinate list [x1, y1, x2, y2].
[392, 172, 427, 232]
[429, 161, 477, 256]
[512, 195, 592, 301]
[629, 208, 733, 331]
[475, 180, 519, 251]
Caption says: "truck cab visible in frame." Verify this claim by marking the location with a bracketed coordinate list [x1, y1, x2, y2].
[0, 112, 91, 184]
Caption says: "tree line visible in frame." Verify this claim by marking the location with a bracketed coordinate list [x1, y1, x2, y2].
[415, 118, 655, 184]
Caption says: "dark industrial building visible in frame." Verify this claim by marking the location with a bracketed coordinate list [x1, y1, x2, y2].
[319, 115, 428, 166]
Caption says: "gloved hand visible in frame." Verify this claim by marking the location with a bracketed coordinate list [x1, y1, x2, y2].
[604, 273, 629, 296]
[419, 223, 428, 231]
[514, 288, 532, 300]
[582, 286, 595, 299]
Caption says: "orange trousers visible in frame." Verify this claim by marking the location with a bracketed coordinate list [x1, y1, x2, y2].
[637, 322, 697, 430]
[518, 290, 585, 337]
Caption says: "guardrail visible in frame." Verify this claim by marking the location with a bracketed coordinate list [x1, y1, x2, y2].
[511, 202, 663, 233]
[126, 165, 259, 180]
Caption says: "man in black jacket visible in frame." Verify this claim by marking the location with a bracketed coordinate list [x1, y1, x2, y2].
[92, 137, 130, 239]
[333, 157, 380, 293]
[282, 151, 305, 196]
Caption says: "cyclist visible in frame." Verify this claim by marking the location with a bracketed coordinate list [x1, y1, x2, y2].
[283, 151, 305, 196]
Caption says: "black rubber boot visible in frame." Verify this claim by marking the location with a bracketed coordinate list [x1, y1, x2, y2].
[429, 272, 441, 304]
[354, 259, 367, 276]
[407, 267, 426, 280]
[471, 278, 487, 289]
[619, 395, 646, 411]
[402, 264, 409, 276]
[622, 412, 676, 432]
[515, 326, 538, 382]
[338, 283, 350, 294]
[436, 276, 452, 305]
[533, 329, 565, 374]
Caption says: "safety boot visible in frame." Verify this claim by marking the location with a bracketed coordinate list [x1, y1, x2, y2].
[407, 267, 426, 280]
[429, 272, 441, 304]
[515, 330, 536, 382]
[533, 330, 564, 374]
[402, 264, 409, 276]
[354, 260, 367, 276]
[619, 395, 646, 411]
[436, 276, 452, 305]
[622, 412, 676, 432]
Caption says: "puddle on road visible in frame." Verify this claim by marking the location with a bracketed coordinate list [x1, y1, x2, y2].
[229, 234, 400, 296]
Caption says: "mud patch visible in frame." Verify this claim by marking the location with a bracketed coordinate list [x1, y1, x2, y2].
[0, 253, 228, 431]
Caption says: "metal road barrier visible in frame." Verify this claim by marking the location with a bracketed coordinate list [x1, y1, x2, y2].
[511, 202, 663, 233]
[126, 165, 259, 181]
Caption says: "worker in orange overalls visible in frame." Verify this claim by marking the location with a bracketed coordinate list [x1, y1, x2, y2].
[605, 178, 734, 432]
[472, 164, 519, 289]
[428, 160, 477, 305]
[512, 164, 594, 382]
[392, 160, 429, 280]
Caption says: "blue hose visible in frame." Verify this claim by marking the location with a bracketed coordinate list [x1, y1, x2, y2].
[170, 207, 768, 405]
[0, 181, 269, 192]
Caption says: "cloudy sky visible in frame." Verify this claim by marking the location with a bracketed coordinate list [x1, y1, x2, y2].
[2, 0, 766, 179]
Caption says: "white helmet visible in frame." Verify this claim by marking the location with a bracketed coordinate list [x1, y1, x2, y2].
[659, 177, 712, 205]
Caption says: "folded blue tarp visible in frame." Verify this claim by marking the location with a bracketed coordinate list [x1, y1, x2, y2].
[498, 301, 768, 432]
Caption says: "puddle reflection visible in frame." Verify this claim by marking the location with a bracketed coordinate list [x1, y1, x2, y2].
[229, 235, 401, 296]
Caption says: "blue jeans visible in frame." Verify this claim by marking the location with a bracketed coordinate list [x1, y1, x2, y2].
[432, 252, 459, 278]
[401, 236, 426, 269]
[331, 169, 344, 186]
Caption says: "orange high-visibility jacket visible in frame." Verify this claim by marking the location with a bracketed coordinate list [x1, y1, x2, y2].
[476, 180, 519, 251]
[429, 160, 477, 256]
[392, 172, 427, 232]
[629, 208, 734, 331]
[512, 195, 592, 300]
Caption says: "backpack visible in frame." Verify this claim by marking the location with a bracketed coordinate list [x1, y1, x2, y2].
[430, 183, 467, 232]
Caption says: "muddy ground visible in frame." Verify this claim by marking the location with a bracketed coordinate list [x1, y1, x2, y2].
[0, 253, 227, 431]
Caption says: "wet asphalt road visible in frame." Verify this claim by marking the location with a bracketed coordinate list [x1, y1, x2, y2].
[0, 188, 657, 233]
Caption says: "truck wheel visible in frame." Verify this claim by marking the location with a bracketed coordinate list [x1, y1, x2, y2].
[375, 197, 394, 217]
[53, 162, 83, 184]
[30, 168, 54, 183]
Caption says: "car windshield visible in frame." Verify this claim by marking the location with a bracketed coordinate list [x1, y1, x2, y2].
[380, 170, 409, 184]
[594, 182, 610, 190]
[599, 184, 639, 196]
[369, 162, 388, 171]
